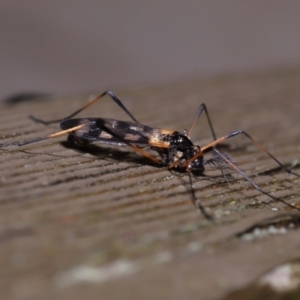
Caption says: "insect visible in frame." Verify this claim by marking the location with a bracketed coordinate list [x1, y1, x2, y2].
[1, 91, 299, 220]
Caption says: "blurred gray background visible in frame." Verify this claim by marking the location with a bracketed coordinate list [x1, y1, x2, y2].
[1, 1, 300, 100]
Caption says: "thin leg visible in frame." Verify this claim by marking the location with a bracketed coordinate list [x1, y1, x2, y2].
[0, 121, 162, 165]
[213, 148, 299, 211]
[188, 171, 213, 221]
[29, 91, 139, 125]
[0, 125, 86, 147]
[178, 129, 300, 211]
[188, 103, 217, 140]
[187, 130, 299, 177]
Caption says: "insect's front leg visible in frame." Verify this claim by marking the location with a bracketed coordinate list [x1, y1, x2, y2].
[186, 167, 213, 221]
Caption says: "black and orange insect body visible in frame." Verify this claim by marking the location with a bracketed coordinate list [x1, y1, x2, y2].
[1, 91, 299, 220]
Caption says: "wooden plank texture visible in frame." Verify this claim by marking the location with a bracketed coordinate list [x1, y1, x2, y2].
[1, 69, 300, 300]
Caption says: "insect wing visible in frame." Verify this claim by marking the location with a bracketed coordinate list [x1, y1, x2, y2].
[60, 118, 158, 146]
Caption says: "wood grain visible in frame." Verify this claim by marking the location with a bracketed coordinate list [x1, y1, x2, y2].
[1, 69, 300, 300]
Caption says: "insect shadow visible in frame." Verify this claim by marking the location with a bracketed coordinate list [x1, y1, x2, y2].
[3, 92, 51, 105]
[1, 91, 299, 220]
[59, 140, 158, 166]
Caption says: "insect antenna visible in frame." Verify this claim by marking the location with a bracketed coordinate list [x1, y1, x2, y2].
[29, 91, 139, 125]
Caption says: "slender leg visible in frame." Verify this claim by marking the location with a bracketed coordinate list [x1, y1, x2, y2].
[188, 103, 217, 140]
[29, 91, 139, 125]
[0, 125, 86, 147]
[188, 170, 213, 221]
[0, 120, 162, 165]
[179, 129, 300, 212]
[187, 130, 299, 177]
[213, 148, 299, 211]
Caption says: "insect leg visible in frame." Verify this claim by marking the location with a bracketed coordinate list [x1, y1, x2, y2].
[29, 91, 139, 125]
[0, 125, 86, 148]
[187, 170, 213, 220]
[213, 148, 299, 211]
[195, 130, 299, 177]
[182, 130, 299, 211]
[188, 103, 217, 140]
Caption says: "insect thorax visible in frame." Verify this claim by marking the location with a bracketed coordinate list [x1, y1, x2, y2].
[160, 131, 204, 172]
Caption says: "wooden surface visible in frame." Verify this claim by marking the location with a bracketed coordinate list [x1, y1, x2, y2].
[1, 69, 300, 300]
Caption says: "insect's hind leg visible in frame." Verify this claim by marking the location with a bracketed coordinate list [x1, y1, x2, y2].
[188, 103, 217, 141]
[29, 91, 139, 125]
[0, 125, 86, 148]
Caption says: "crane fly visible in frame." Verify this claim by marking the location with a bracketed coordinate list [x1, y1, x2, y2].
[1, 91, 299, 220]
